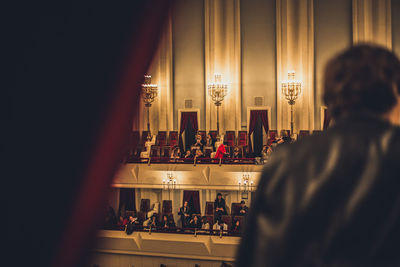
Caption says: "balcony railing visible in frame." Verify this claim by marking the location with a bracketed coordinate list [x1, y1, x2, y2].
[126, 157, 265, 166]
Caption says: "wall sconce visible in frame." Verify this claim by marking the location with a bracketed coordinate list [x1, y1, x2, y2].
[281, 70, 302, 134]
[163, 172, 177, 190]
[238, 173, 254, 192]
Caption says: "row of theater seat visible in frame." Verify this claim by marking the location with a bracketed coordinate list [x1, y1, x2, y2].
[122, 199, 247, 231]
[125, 129, 322, 160]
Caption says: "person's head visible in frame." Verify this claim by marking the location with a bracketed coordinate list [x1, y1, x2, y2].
[163, 215, 168, 221]
[217, 193, 222, 200]
[195, 149, 203, 157]
[323, 44, 400, 124]
[240, 200, 246, 207]
[129, 215, 134, 222]
[183, 201, 188, 207]
[280, 130, 289, 137]
[193, 215, 198, 221]
[235, 219, 240, 226]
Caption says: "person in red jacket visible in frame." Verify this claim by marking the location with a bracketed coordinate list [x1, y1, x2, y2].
[214, 142, 228, 159]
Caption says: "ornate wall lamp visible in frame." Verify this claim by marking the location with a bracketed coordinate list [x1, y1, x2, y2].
[162, 172, 177, 190]
[281, 71, 302, 134]
[141, 75, 158, 140]
[208, 74, 228, 136]
[238, 173, 254, 192]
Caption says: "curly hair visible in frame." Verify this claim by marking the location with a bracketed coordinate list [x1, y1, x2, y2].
[323, 44, 400, 119]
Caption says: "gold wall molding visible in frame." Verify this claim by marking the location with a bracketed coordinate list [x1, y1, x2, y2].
[276, 0, 315, 133]
[205, 0, 241, 132]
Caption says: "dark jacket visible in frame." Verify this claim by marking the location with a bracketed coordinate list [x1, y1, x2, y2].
[236, 114, 400, 267]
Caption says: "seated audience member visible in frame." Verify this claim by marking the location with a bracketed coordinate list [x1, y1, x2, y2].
[205, 132, 216, 151]
[232, 147, 241, 159]
[160, 215, 173, 230]
[178, 201, 192, 227]
[231, 219, 241, 234]
[125, 215, 139, 235]
[239, 200, 249, 215]
[117, 215, 128, 227]
[236, 45, 400, 266]
[214, 193, 227, 222]
[201, 216, 210, 231]
[277, 130, 292, 146]
[140, 134, 156, 159]
[194, 149, 204, 159]
[189, 215, 202, 229]
[261, 145, 273, 161]
[147, 202, 160, 219]
[214, 142, 229, 159]
[184, 150, 193, 158]
[103, 205, 117, 228]
[170, 147, 181, 159]
[143, 214, 158, 229]
[193, 134, 205, 150]
[213, 219, 228, 232]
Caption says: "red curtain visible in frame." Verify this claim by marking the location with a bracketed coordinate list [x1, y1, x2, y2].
[7, 1, 174, 267]
[248, 110, 269, 152]
[179, 112, 199, 150]
[183, 190, 200, 214]
[323, 109, 331, 130]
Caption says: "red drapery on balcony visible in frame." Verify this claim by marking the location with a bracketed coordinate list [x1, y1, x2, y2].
[248, 110, 269, 153]
[179, 112, 199, 151]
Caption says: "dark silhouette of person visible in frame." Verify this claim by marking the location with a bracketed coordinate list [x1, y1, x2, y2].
[236, 44, 400, 267]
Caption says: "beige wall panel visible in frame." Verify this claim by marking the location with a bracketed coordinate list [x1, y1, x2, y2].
[276, 0, 315, 132]
[172, 0, 206, 130]
[353, 0, 392, 49]
[241, 0, 277, 129]
[314, 0, 352, 129]
[393, 0, 400, 56]
[205, 0, 241, 132]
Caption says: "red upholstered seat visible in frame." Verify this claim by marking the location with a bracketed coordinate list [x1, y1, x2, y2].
[205, 201, 214, 216]
[137, 211, 146, 223]
[233, 215, 245, 228]
[140, 199, 150, 213]
[157, 131, 167, 147]
[230, 202, 241, 217]
[298, 130, 310, 139]
[238, 131, 247, 146]
[129, 131, 140, 156]
[162, 200, 172, 215]
[150, 146, 160, 157]
[267, 130, 277, 145]
[168, 131, 178, 147]
[197, 130, 206, 143]
[225, 131, 236, 147]
[209, 131, 218, 141]
[221, 215, 232, 230]
[140, 131, 150, 145]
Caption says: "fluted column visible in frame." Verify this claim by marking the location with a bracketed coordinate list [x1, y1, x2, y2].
[276, 0, 314, 133]
[205, 0, 241, 133]
[353, 0, 392, 49]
